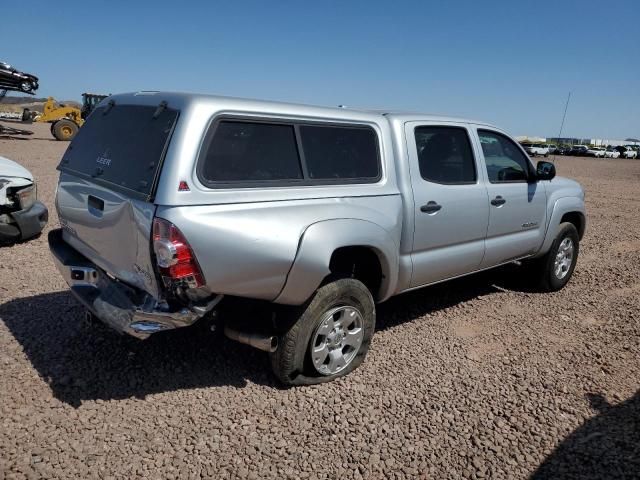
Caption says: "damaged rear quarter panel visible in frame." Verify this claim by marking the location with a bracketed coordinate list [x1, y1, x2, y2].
[156, 195, 402, 302]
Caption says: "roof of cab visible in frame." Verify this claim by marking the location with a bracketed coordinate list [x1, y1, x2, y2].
[107, 91, 499, 129]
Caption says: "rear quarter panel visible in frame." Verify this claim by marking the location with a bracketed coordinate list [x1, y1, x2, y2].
[157, 195, 402, 302]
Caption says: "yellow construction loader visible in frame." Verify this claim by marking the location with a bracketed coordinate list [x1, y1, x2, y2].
[27, 93, 107, 140]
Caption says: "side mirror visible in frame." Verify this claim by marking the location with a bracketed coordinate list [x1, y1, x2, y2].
[536, 161, 556, 181]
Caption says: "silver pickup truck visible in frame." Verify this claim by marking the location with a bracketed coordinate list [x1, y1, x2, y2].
[49, 92, 586, 385]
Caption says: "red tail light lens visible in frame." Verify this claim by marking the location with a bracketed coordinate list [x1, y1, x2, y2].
[152, 218, 205, 288]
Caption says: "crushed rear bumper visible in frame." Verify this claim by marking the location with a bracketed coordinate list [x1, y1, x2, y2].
[48, 229, 220, 339]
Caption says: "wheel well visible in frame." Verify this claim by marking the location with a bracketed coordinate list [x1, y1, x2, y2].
[328, 246, 383, 297]
[561, 212, 585, 240]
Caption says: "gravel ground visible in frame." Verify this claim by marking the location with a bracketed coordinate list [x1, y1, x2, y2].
[1, 121, 639, 479]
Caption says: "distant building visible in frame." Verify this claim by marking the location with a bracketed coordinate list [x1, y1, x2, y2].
[515, 136, 546, 143]
[547, 137, 635, 147]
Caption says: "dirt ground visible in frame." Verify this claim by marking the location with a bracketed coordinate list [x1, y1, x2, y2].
[1, 121, 639, 479]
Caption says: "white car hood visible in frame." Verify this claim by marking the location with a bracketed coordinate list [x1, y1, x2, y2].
[0, 155, 33, 181]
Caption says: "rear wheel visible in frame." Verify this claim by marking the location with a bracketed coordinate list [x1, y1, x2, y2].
[52, 119, 79, 141]
[270, 278, 375, 385]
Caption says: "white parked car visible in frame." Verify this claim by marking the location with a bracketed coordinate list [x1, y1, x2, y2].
[586, 147, 606, 158]
[618, 147, 638, 159]
[521, 143, 550, 157]
[0, 156, 48, 242]
[624, 146, 639, 159]
[604, 148, 620, 158]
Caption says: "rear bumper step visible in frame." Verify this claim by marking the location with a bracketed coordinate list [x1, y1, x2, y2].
[48, 229, 221, 339]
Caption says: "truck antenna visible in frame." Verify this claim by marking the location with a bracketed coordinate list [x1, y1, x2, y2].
[553, 92, 571, 161]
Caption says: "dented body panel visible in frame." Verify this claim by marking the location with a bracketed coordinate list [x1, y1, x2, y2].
[0, 156, 48, 241]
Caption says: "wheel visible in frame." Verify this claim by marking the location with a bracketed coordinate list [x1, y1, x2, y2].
[21, 108, 31, 122]
[270, 278, 375, 385]
[544, 153, 549, 157]
[52, 119, 79, 141]
[19, 81, 34, 92]
[527, 222, 579, 292]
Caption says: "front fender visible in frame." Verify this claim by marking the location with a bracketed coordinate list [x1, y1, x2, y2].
[538, 196, 586, 255]
[274, 219, 399, 305]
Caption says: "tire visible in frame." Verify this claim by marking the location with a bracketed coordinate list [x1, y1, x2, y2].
[527, 222, 579, 292]
[270, 278, 375, 385]
[52, 119, 79, 141]
[19, 81, 33, 92]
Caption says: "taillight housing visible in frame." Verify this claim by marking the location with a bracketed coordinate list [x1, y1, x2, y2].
[152, 218, 205, 289]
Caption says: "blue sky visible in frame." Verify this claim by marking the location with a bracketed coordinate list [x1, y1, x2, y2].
[3, 0, 638, 139]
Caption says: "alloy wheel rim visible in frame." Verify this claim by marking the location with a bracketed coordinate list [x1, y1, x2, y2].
[310, 305, 364, 376]
[554, 237, 574, 280]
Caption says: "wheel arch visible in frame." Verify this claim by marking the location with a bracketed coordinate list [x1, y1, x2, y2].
[560, 211, 586, 240]
[274, 219, 399, 305]
[538, 197, 586, 255]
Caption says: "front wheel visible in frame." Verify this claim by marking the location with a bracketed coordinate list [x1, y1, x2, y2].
[270, 278, 375, 385]
[527, 222, 579, 292]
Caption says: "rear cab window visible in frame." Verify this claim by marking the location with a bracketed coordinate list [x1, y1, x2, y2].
[414, 126, 477, 184]
[58, 103, 179, 200]
[197, 118, 381, 188]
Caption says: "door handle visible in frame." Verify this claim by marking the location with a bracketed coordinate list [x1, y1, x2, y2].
[420, 201, 442, 214]
[490, 195, 506, 207]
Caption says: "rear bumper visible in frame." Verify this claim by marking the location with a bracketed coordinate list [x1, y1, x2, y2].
[48, 229, 220, 339]
[0, 200, 48, 241]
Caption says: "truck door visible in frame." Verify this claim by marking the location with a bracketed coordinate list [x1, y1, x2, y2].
[405, 122, 489, 287]
[474, 128, 547, 267]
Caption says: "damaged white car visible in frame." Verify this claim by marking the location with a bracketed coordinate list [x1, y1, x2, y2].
[0, 155, 48, 242]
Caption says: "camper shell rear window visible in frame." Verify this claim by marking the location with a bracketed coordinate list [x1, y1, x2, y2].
[58, 103, 179, 200]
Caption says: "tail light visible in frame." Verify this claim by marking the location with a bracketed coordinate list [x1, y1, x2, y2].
[152, 218, 205, 288]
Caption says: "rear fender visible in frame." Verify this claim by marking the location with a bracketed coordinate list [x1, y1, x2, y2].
[275, 219, 398, 305]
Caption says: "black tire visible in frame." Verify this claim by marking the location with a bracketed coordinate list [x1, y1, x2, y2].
[270, 278, 375, 385]
[19, 81, 33, 93]
[52, 119, 79, 141]
[527, 222, 579, 292]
